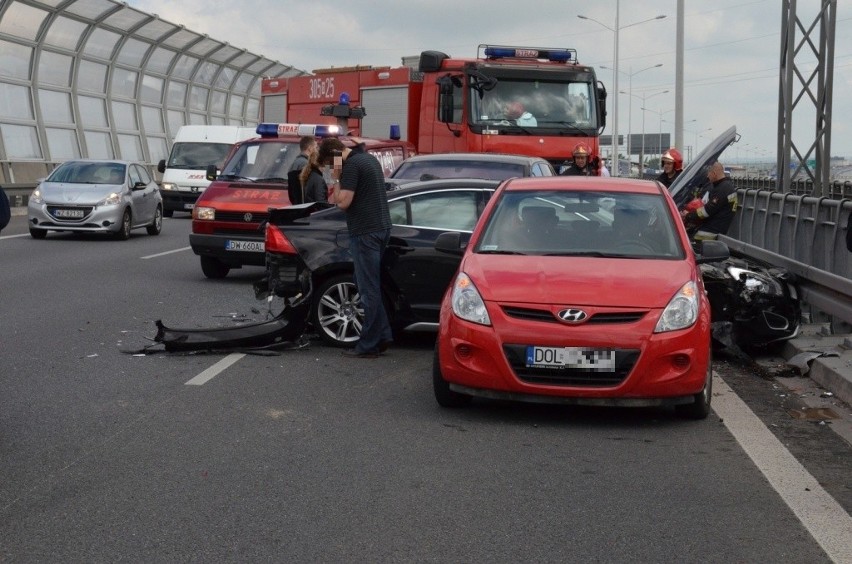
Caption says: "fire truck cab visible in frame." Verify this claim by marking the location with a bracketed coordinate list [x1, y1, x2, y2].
[189, 123, 415, 279]
[261, 44, 608, 170]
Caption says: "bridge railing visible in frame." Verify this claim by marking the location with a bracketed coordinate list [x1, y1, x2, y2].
[727, 187, 852, 331]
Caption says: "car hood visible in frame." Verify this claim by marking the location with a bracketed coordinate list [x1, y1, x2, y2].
[461, 254, 698, 308]
[38, 182, 124, 204]
[668, 125, 739, 208]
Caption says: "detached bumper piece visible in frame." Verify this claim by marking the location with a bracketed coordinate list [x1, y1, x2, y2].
[153, 300, 309, 353]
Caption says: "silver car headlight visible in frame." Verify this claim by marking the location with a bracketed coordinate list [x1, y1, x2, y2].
[450, 272, 491, 326]
[98, 192, 122, 206]
[194, 206, 215, 220]
[727, 266, 783, 296]
[30, 188, 44, 204]
[161, 182, 176, 191]
[655, 281, 699, 333]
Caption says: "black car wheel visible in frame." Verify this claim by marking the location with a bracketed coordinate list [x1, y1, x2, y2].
[115, 208, 132, 240]
[312, 274, 364, 347]
[146, 205, 163, 235]
[676, 353, 712, 420]
[29, 228, 47, 239]
[200, 256, 230, 279]
[163, 209, 174, 218]
[433, 346, 472, 408]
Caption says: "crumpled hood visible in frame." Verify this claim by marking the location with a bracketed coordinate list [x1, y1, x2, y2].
[459, 254, 697, 308]
[39, 182, 123, 205]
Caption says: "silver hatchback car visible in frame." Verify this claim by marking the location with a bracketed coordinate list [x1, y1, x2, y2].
[28, 160, 163, 240]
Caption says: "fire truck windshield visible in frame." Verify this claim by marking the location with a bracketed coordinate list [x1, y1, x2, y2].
[471, 76, 596, 131]
[218, 141, 299, 183]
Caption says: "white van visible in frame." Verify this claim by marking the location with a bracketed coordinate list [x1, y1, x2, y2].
[157, 125, 257, 216]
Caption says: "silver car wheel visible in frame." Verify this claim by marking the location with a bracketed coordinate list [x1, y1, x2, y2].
[313, 275, 364, 347]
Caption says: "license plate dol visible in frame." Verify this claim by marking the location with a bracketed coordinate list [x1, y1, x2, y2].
[184, 203, 195, 210]
[225, 240, 264, 252]
[54, 209, 84, 218]
[526, 346, 615, 371]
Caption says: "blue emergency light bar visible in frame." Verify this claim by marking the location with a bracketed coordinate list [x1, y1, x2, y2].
[256, 123, 342, 138]
[481, 45, 576, 63]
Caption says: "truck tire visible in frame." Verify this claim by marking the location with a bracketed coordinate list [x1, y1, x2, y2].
[200, 256, 230, 279]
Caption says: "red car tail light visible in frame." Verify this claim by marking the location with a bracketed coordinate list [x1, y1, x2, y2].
[265, 224, 298, 254]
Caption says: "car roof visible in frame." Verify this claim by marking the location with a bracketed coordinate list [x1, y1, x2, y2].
[60, 159, 134, 165]
[388, 178, 502, 196]
[398, 152, 547, 164]
[500, 175, 667, 195]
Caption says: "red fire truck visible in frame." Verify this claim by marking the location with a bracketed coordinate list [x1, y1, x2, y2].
[260, 44, 607, 170]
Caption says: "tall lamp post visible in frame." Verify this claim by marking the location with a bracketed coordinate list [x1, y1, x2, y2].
[641, 106, 674, 166]
[578, 4, 665, 176]
[604, 62, 662, 175]
[634, 90, 668, 175]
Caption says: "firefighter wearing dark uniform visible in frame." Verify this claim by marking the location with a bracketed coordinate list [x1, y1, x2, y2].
[560, 143, 597, 176]
[656, 148, 683, 188]
[681, 161, 738, 240]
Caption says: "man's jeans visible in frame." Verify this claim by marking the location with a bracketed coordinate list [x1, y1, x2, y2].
[350, 229, 392, 353]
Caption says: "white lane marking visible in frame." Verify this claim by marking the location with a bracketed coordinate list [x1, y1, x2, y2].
[713, 375, 852, 562]
[0, 233, 29, 240]
[185, 353, 245, 386]
[142, 246, 192, 259]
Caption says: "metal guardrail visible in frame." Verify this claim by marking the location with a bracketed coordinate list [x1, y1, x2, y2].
[726, 187, 852, 331]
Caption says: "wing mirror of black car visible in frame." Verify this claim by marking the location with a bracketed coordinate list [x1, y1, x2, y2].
[206, 164, 218, 181]
[435, 231, 465, 256]
[157, 159, 166, 174]
[695, 239, 730, 264]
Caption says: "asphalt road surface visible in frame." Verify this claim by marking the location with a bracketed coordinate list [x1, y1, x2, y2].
[1, 213, 850, 563]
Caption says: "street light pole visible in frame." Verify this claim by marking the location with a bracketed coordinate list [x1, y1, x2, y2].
[578, 7, 665, 176]
[636, 90, 668, 175]
[607, 63, 662, 176]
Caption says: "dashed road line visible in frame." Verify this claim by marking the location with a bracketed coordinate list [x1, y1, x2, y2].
[142, 246, 192, 259]
[185, 353, 245, 386]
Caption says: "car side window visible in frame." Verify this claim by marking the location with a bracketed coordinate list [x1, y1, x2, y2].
[136, 165, 153, 184]
[408, 191, 479, 232]
[128, 165, 143, 187]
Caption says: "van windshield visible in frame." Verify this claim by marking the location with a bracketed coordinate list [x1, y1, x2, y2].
[218, 141, 299, 183]
[167, 142, 234, 169]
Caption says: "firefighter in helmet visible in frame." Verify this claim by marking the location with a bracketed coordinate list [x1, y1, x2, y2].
[560, 143, 598, 176]
[657, 148, 683, 188]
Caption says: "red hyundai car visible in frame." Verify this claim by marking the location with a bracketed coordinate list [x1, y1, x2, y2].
[432, 176, 730, 419]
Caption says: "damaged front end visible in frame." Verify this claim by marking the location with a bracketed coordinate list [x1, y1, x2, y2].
[701, 254, 801, 351]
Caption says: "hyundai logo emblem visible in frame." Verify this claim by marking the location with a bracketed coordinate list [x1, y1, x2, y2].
[244, 213, 253, 222]
[557, 308, 587, 323]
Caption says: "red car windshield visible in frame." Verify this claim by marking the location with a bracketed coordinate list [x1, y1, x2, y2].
[477, 190, 684, 259]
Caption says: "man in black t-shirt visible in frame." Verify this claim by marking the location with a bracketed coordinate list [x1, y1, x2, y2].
[318, 138, 393, 358]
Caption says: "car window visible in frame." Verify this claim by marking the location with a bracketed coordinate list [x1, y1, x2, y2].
[477, 190, 683, 258]
[136, 165, 153, 184]
[128, 165, 143, 186]
[391, 190, 481, 232]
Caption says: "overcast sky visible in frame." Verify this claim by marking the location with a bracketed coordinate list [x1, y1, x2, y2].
[129, 0, 852, 162]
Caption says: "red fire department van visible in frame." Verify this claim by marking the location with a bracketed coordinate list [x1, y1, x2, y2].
[189, 123, 414, 278]
[260, 44, 607, 170]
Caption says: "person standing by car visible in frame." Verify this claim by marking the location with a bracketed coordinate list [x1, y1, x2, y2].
[318, 137, 393, 358]
[287, 136, 317, 205]
[299, 150, 330, 204]
[681, 160, 738, 240]
[657, 148, 683, 188]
